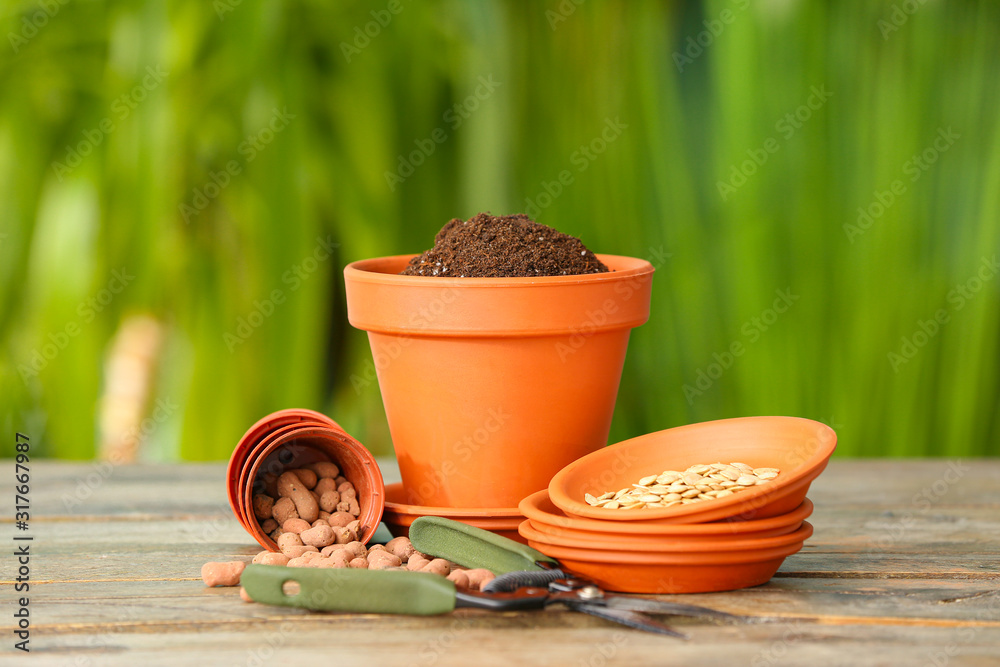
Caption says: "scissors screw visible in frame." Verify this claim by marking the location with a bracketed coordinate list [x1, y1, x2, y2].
[577, 585, 603, 600]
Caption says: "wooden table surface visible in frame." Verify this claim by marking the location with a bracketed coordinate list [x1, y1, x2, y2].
[2, 459, 999, 666]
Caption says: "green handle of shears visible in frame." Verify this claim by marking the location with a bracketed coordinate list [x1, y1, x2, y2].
[408, 516, 558, 575]
[240, 565, 458, 615]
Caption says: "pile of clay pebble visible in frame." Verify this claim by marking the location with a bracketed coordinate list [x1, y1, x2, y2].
[202, 535, 496, 600]
[254, 462, 364, 547]
[202, 462, 496, 597]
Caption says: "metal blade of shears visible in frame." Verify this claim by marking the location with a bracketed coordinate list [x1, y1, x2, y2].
[564, 601, 689, 639]
[601, 596, 744, 622]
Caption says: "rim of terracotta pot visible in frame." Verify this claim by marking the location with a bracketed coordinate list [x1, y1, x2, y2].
[344, 253, 654, 336]
[227, 408, 341, 531]
[382, 512, 525, 529]
[383, 482, 523, 518]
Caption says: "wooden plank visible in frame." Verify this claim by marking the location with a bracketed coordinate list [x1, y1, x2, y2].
[6, 507, 999, 584]
[15, 460, 404, 519]
[7, 620, 1000, 666]
[9, 459, 998, 521]
[803, 460, 1000, 509]
[8, 550, 1000, 589]
[779, 552, 1000, 579]
[9, 577, 1000, 631]
[12, 506, 1000, 554]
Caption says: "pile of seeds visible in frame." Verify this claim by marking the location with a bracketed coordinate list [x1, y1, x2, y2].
[585, 462, 780, 510]
[399, 212, 609, 278]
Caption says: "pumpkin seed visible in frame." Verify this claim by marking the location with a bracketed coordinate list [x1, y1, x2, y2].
[583, 462, 780, 511]
[682, 472, 704, 486]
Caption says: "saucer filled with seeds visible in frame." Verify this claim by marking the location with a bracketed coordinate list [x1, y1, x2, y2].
[548, 416, 836, 524]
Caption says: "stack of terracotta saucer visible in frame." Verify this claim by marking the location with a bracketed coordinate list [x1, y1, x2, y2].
[518, 417, 836, 593]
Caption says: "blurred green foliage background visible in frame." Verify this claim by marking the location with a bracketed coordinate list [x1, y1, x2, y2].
[1, 0, 998, 461]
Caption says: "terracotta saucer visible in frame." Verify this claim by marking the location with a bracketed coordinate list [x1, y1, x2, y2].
[382, 483, 526, 544]
[519, 516, 812, 552]
[549, 416, 835, 523]
[520, 490, 813, 538]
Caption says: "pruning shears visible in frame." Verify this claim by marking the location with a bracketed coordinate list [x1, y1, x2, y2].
[240, 517, 741, 638]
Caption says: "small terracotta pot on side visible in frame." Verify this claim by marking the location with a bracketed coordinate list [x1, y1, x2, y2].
[344, 254, 654, 509]
[228, 409, 385, 550]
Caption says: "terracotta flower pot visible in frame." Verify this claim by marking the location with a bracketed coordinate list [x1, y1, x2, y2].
[344, 254, 654, 508]
[228, 409, 385, 550]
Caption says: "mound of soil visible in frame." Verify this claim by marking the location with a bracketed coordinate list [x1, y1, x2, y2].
[400, 212, 609, 278]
